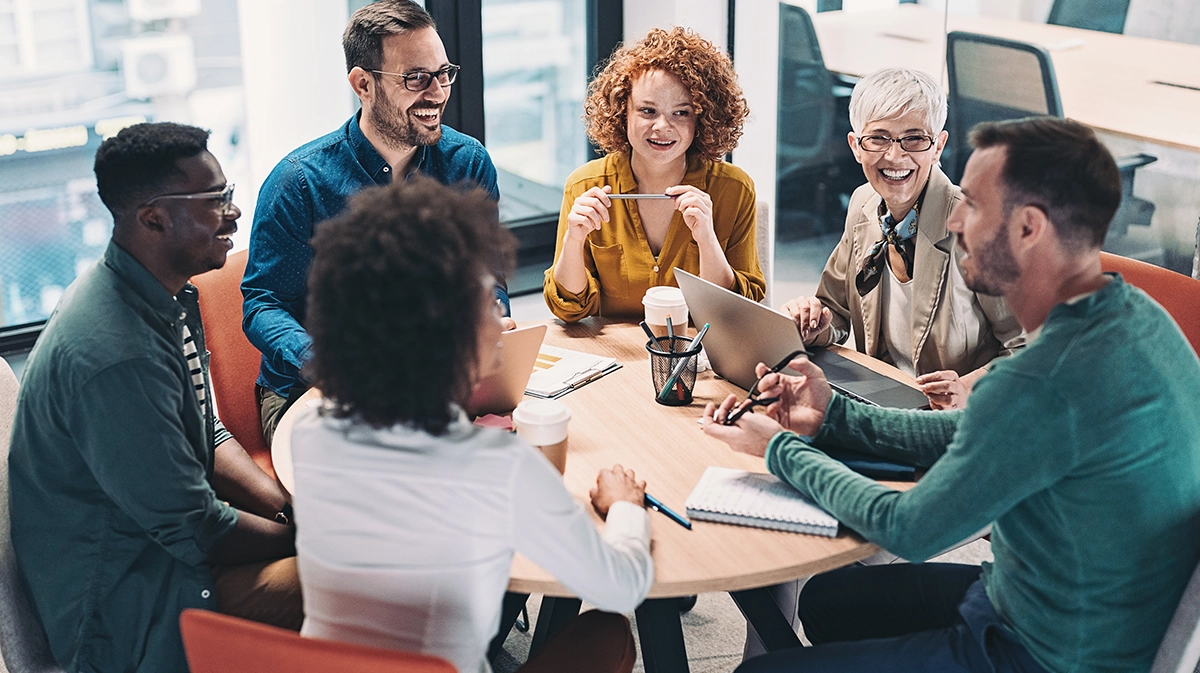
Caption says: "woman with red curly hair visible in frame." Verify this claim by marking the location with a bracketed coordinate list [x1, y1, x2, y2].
[543, 27, 765, 322]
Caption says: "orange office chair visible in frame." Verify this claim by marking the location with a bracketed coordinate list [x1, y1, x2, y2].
[180, 609, 457, 673]
[192, 249, 274, 478]
[1100, 252, 1200, 356]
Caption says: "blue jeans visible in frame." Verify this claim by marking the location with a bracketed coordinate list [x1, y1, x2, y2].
[737, 564, 1048, 673]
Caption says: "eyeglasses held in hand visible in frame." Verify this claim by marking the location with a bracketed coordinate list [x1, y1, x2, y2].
[722, 350, 807, 426]
[140, 183, 236, 216]
[370, 64, 460, 92]
[857, 134, 935, 153]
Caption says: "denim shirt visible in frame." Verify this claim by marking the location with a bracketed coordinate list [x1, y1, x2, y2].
[9, 240, 239, 672]
[242, 112, 503, 395]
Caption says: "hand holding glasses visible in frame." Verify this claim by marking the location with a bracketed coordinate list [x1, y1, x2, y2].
[721, 349, 807, 425]
[369, 64, 460, 92]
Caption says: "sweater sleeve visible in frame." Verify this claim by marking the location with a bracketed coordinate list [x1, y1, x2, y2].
[766, 371, 1078, 561]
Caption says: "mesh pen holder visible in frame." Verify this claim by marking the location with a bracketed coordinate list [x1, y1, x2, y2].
[646, 335, 702, 406]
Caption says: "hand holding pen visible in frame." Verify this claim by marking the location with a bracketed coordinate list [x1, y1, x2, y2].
[590, 464, 646, 520]
[589, 465, 691, 530]
[565, 185, 614, 243]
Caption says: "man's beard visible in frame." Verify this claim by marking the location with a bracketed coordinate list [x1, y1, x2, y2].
[962, 222, 1020, 296]
[370, 93, 443, 150]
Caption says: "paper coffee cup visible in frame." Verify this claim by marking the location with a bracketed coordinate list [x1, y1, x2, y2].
[512, 399, 571, 474]
[642, 286, 689, 338]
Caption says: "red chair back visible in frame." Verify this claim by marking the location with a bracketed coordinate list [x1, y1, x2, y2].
[180, 609, 457, 673]
[1100, 252, 1200, 356]
[191, 249, 273, 478]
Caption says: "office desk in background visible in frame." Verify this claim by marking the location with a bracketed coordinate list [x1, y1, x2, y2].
[812, 5, 1200, 153]
[273, 319, 918, 673]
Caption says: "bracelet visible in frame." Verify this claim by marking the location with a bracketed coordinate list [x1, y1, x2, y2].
[274, 502, 294, 526]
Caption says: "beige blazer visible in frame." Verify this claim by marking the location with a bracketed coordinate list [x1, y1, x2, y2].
[810, 167, 1025, 375]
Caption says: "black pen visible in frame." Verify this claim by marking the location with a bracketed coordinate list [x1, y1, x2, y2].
[644, 493, 692, 530]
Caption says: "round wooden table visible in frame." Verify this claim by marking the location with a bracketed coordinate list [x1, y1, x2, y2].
[272, 318, 917, 671]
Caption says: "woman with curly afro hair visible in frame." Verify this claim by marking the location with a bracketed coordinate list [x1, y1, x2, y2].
[543, 27, 765, 322]
[292, 177, 654, 673]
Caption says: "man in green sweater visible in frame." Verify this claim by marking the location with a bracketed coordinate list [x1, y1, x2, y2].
[704, 116, 1200, 673]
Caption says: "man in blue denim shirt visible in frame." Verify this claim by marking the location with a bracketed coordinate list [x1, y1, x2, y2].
[242, 0, 506, 443]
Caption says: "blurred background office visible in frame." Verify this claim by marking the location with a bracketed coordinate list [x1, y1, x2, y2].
[2, 0, 1198, 357]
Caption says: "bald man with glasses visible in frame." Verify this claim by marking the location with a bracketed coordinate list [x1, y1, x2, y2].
[242, 0, 506, 445]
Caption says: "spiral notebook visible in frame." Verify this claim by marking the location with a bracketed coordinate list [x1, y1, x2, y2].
[684, 467, 839, 537]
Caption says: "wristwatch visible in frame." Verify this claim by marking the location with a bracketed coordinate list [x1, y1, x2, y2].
[274, 502, 294, 526]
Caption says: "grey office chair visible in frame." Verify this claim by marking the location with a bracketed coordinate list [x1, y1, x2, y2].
[1048, 0, 1131, 34]
[1193, 216, 1199, 281]
[775, 3, 860, 238]
[0, 357, 64, 673]
[1150, 556, 1200, 673]
[944, 31, 1157, 253]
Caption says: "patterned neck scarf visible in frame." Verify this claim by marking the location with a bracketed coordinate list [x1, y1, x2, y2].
[856, 203, 919, 297]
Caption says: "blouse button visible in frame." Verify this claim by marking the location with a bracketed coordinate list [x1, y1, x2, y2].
[653, 265, 659, 272]
[382, 166, 390, 173]
[201, 589, 211, 599]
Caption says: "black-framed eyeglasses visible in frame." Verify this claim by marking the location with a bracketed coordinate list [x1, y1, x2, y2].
[140, 183, 236, 215]
[857, 134, 935, 153]
[369, 64, 460, 92]
[722, 350, 807, 426]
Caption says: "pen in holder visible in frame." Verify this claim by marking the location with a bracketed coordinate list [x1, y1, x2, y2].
[646, 334, 702, 406]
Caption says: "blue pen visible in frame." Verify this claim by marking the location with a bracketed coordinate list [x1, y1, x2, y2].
[644, 493, 692, 530]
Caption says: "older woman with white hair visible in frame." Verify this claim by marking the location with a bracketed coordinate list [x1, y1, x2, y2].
[781, 68, 1023, 409]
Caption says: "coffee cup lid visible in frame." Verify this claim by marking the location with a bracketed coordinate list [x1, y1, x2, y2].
[513, 399, 571, 425]
[642, 286, 685, 307]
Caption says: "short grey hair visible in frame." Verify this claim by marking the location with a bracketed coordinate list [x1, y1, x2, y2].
[848, 68, 947, 137]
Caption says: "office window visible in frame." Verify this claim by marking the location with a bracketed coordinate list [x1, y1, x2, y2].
[0, 0, 245, 336]
[481, 0, 586, 225]
[0, 0, 92, 76]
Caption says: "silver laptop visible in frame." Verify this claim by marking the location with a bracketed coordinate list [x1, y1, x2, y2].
[674, 270, 928, 409]
[468, 324, 547, 415]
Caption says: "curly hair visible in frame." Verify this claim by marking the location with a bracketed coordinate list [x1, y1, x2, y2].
[584, 27, 749, 163]
[93, 122, 210, 215]
[305, 176, 515, 434]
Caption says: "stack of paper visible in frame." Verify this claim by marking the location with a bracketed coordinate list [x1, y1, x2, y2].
[684, 467, 839, 537]
[525, 345, 620, 399]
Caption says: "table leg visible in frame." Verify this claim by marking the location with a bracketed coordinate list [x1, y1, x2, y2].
[730, 588, 803, 652]
[488, 591, 530, 663]
[528, 596, 582, 655]
[635, 598, 690, 673]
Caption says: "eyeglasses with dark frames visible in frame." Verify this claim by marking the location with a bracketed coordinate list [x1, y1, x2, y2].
[369, 64, 460, 92]
[140, 183, 236, 215]
[857, 134, 936, 153]
[722, 350, 808, 426]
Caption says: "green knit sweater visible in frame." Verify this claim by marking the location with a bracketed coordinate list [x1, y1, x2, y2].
[765, 275, 1200, 672]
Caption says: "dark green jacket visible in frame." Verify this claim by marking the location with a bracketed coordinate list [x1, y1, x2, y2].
[9, 241, 239, 673]
[767, 275, 1200, 672]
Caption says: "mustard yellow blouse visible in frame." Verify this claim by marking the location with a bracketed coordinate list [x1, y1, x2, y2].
[543, 152, 765, 322]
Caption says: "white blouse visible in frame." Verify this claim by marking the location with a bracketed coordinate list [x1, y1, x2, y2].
[289, 406, 654, 673]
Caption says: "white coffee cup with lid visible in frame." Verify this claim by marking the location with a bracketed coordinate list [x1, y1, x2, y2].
[512, 399, 571, 474]
[642, 286, 689, 338]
